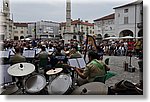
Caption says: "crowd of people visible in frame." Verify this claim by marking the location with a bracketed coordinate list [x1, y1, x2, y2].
[0, 37, 143, 95]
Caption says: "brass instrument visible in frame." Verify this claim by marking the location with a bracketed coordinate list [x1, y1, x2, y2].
[87, 35, 97, 51]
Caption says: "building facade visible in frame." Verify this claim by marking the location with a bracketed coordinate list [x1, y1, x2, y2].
[94, 13, 115, 38]
[28, 20, 60, 40]
[60, 19, 94, 43]
[114, 0, 143, 37]
[13, 23, 28, 40]
[1, 0, 13, 40]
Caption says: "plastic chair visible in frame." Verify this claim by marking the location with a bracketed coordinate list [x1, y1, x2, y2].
[105, 58, 109, 65]
[93, 75, 107, 83]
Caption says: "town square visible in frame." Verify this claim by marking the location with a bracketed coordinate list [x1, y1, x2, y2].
[0, 0, 143, 95]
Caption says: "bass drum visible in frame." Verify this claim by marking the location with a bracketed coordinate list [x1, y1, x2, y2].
[24, 74, 47, 94]
[47, 74, 73, 95]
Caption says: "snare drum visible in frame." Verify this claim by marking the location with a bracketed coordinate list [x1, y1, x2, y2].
[24, 74, 46, 94]
[47, 74, 72, 95]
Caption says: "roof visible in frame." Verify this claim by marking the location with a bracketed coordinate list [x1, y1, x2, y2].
[60, 20, 94, 27]
[113, 0, 143, 9]
[93, 13, 115, 22]
[14, 23, 28, 27]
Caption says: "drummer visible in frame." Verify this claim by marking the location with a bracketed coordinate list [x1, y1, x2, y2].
[72, 51, 110, 86]
[9, 46, 27, 82]
[9, 46, 26, 65]
[35, 45, 50, 73]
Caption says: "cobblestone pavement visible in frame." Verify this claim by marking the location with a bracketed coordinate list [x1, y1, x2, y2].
[103, 56, 142, 87]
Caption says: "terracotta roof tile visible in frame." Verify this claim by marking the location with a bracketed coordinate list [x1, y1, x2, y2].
[14, 23, 28, 27]
[60, 20, 94, 26]
[94, 13, 115, 21]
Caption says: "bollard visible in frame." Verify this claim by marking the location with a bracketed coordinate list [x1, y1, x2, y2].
[123, 61, 128, 71]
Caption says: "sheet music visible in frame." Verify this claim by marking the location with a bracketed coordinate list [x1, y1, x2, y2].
[36, 49, 41, 54]
[68, 59, 80, 68]
[0, 51, 2, 58]
[28, 50, 35, 58]
[77, 58, 86, 69]
[55, 56, 66, 60]
[9, 49, 15, 56]
[23, 50, 35, 58]
[23, 51, 29, 57]
[0, 51, 10, 58]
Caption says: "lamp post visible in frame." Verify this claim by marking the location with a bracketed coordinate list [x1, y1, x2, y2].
[84, 26, 89, 61]
[34, 22, 36, 40]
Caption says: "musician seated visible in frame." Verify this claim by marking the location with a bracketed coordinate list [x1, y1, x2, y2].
[9, 46, 26, 82]
[69, 45, 82, 59]
[34, 46, 51, 74]
[73, 51, 110, 86]
[50, 46, 68, 68]
[9, 46, 26, 65]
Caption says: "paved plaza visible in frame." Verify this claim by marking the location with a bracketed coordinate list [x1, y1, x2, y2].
[102, 56, 141, 87]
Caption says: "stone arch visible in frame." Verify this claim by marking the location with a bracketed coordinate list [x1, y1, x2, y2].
[73, 35, 77, 39]
[119, 30, 133, 37]
[14, 36, 19, 40]
[111, 35, 116, 37]
[20, 36, 24, 39]
[104, 34, 110, 38]
[96, 34, 102, 39]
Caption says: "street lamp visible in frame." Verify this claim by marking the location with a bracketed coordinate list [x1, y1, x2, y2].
[34, 22, 36, 40]
[84, 26, 89, 60]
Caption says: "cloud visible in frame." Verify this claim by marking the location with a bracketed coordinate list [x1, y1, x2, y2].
[1, 0, 137, 23]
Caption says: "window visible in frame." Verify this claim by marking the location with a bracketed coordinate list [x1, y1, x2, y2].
[14, 31, 18, 33]
[124, 17, 128, 24]
[124, 9, 128, 13]
[118, 13, 120, 17]
[110, 27, 112, 30]
[21, 31, 24, 34]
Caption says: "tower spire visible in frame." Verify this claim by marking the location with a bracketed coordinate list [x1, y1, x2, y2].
[66, 0, 71, 33]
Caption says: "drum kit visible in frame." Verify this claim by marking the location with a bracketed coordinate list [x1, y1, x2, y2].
[1, 62, 109, 95]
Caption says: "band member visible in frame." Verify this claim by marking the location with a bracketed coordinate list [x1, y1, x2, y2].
[73, 51, 110, 86]
[69, 45, 82, 58]
[9, 46, 26, 65]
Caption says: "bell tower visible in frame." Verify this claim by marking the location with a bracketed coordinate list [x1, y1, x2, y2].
[2, 0, 13, 40]
[3, 0, 10, 19]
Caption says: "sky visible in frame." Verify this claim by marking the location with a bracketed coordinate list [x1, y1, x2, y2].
[0, 0, 137, 23]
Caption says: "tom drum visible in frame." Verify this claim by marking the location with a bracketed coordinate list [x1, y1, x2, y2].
[24, 74, 46, 94]
[47, 74, 72, 95]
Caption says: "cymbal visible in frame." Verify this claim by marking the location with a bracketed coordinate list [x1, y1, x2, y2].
[7, 63, 35, 77]
[46, 68, 63, 75]
[71, 82, 108, 95]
